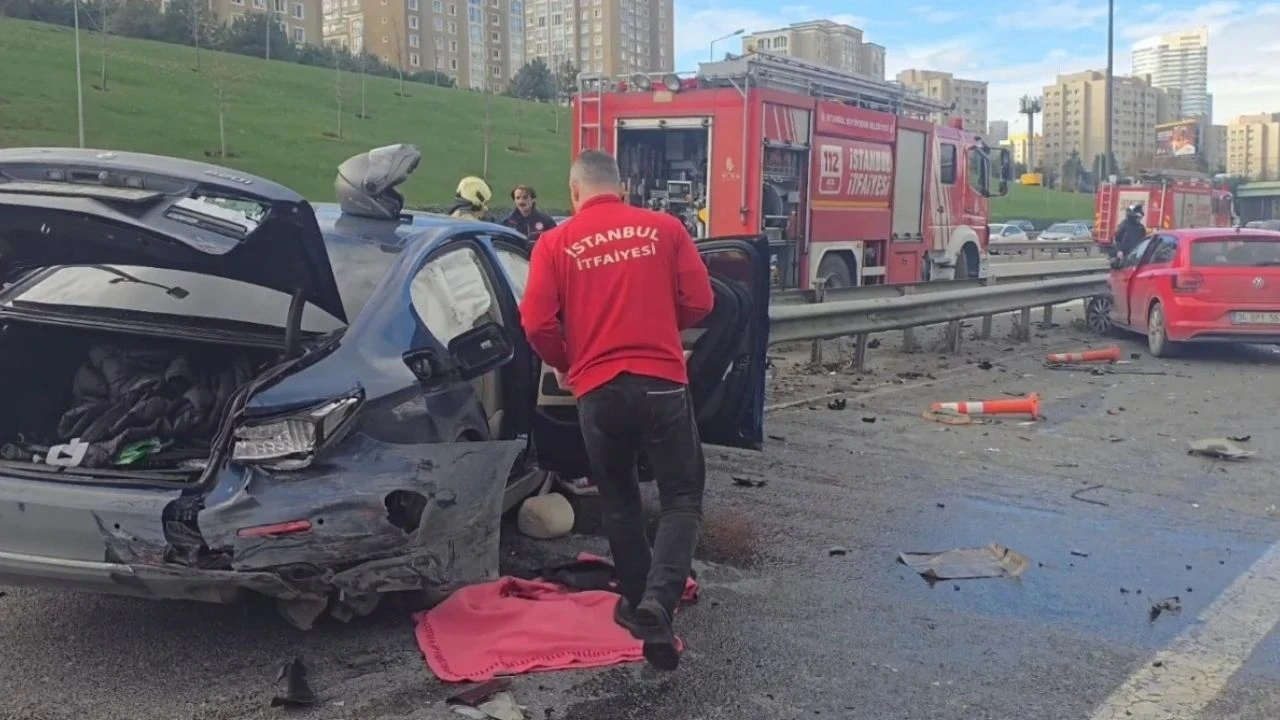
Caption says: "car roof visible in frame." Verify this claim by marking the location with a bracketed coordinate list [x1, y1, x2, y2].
[1160, 227, 1280, 241]
[311, 202, 516, 248]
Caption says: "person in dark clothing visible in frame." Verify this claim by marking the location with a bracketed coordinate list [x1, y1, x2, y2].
[519, 150, 714, 672]
[502, 184, 558, 243]
[1111, 203, 1148, 260]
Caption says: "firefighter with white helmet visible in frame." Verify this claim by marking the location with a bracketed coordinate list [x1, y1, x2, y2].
[449, 176, 495, 222]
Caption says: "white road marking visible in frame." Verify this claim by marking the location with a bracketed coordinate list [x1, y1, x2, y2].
[1089, 541, 1280, 719]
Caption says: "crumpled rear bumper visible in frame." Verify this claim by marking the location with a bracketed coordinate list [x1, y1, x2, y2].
[0, 437, 524, 626]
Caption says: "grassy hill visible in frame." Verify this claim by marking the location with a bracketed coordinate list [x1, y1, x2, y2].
[991, 183, 1095, 226]
[0, 18, 1093, 224]
[0, 18, 573, 209]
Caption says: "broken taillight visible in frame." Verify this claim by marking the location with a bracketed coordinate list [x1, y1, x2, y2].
[1172, 271, 1203, 293]
[236, 520, 313, 538]
[232, 395, 361, 470]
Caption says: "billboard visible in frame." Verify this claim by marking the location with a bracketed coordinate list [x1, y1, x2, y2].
[1156, 119, 1199, 159]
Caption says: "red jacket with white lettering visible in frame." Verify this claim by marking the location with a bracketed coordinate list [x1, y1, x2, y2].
[518, 194, 714, 397]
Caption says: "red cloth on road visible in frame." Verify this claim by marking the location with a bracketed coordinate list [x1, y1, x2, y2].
[415, 569, 698, 682]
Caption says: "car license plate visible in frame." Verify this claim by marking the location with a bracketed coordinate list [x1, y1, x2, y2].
[1231, 311, 1280, 325]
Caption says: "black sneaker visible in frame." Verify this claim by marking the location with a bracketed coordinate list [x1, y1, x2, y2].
[613, 596, 644, 637]
[632, 599, 680, 671]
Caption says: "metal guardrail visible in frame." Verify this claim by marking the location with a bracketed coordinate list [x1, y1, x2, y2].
[769, 264, 1103, 307]
[989, 239, 1098, 259]
[769, 273, 1108, 346]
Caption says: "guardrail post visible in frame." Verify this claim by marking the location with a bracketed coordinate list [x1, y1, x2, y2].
[808, 278, 827, 365]
[980, 277, 994, 339]
[1017, 307, 1032, 341]
[1042, 304, 1054, 326]
[945, 321, 963, 353]
[851, 332, 869, 371]
[901, 285, 917, 352]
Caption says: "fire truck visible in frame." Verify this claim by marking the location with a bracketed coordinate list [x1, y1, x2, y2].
[1093, 169, 1236, 246]
[571, 51, 1014, 290]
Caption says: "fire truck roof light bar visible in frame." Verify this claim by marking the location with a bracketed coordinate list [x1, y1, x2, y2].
[695, 51, 952, 118]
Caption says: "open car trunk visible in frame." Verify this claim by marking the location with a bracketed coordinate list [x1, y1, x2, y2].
[0, 321, 273, 482]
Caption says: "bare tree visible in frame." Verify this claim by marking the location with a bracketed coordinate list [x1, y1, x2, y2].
[389, 17, 406, 98]
[482, 92, 492, 176]
[334, 52, 344, 139]
[514, 100, 524, 151]
[359, 52, 368, 118]
[82, 0, 117, 91]
[192, 1, 203, 73]
[208, 36, 231, 158]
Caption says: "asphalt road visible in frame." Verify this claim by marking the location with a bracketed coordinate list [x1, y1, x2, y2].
[6, 310, 1280, 720]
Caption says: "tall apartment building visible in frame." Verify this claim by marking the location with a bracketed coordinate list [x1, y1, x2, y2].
[1227, 113, 1280, 181]
[742, 20, 885, 80]
[322, 0, 525, 92]
[1203, 124, 1227, 173]
[523, 0, 672, 77]
[986, 119, 1009, 144]
[209, 0, 323, 45]
[1131, 27, 1210, 120]
[1040, 70, 1181, 171]
[895, 69, 988, 135]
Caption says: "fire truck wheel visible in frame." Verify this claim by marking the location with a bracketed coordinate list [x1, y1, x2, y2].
[954, 242, 980, 280]
[816, 253, 854, 288]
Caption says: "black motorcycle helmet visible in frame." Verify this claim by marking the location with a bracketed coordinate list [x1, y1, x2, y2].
[1126, 203, 1145, 221]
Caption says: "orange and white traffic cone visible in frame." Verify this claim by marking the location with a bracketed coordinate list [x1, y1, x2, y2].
[929, 393, 1041, 420]
[1044, 345, 1122, 365]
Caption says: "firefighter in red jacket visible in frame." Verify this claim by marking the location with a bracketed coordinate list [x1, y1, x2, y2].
[519, 150, 714, 672]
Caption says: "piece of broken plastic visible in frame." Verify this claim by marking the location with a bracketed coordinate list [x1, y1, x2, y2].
[899, 543, 1031, 581]
[270, 657, 318, 708]
[1188, 438, 1256, 461]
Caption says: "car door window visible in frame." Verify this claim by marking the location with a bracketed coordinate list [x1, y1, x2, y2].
[409, 245, 503, 346]
[493, 243, 530, 301]
[1123, 237, 1153, 268]
[1003, 226, 1020, 236]
[1145, 235, 1178, 266]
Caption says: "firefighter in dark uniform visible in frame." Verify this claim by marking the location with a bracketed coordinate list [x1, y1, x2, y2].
[1111, 203, 1148, 260]
[502, 184, 558, 243]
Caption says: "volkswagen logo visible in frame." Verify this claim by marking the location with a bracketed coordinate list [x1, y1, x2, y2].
[1254, 277, 1266, 290]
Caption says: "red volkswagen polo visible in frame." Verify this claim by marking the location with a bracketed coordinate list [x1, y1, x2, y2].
[1087, 228, 1280, 356]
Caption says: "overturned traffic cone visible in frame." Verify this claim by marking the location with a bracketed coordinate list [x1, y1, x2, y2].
[1044, 345, 1122, 365]
[929, 393, 1041, 420]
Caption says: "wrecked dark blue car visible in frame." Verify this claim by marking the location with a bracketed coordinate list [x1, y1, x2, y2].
[0, 147, 771, 628]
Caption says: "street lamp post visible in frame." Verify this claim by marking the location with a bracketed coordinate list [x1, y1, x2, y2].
[73, 0, 85, 148]
[710, 29, 745, 61]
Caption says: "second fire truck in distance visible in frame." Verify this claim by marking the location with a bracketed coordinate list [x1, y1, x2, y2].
[571, 51, 1014, 290]
[1094, 169, 1236, 246]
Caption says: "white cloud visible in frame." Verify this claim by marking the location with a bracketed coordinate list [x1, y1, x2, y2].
[994, 0, 1109, 30]
[913, 5, 962, 23]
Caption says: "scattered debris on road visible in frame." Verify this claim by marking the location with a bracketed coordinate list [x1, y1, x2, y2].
[827, 398, 847, 410]
[898, 543, 1030, 581]
[861, 416, 877, 423]
[1149, 596, 1183, 623]
[449, 681, 526, 719]
[1188, 438, 1256, 461]
[828, 546, 849, 557]
[1070, 484, 1109, 507]
[922, 408, 980, 425]
[1228, 435, 1252, 443]
[732, 476, 768, 488]
[1070, 550, 1090, 558]
[270, 657, 318, 708]
[448, 679, 512, 707]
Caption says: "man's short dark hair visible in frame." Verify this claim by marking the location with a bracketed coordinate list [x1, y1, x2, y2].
[571, 150, 622, 188]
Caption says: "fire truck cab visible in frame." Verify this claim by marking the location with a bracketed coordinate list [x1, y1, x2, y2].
[571, 51, 1014, 290]
[1094, 170, 1236, 246]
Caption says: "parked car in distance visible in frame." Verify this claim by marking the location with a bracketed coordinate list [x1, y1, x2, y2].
[1087, 228, 1280, 356]
[1038, 222, 1092, 251]
[1245, 220, 1280, 231]
[1004, 219, 1037, 233]
[1067, 219, 1096, 232]
[0, 146, 772, 629]
[988, 223, 1030, 255]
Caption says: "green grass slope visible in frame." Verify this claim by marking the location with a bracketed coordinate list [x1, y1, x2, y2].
[0, 18, 1092, 224]
[0, 18, 573, 209]
[991, 182, 1095, 225]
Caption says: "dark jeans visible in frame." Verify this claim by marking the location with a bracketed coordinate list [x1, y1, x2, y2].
[578, 372, 705, 615]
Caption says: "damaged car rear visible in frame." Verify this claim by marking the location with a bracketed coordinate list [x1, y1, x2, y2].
[0, 148, 528, 629]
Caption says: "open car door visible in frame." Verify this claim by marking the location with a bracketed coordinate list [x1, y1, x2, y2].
[531, 235, 772, 479]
